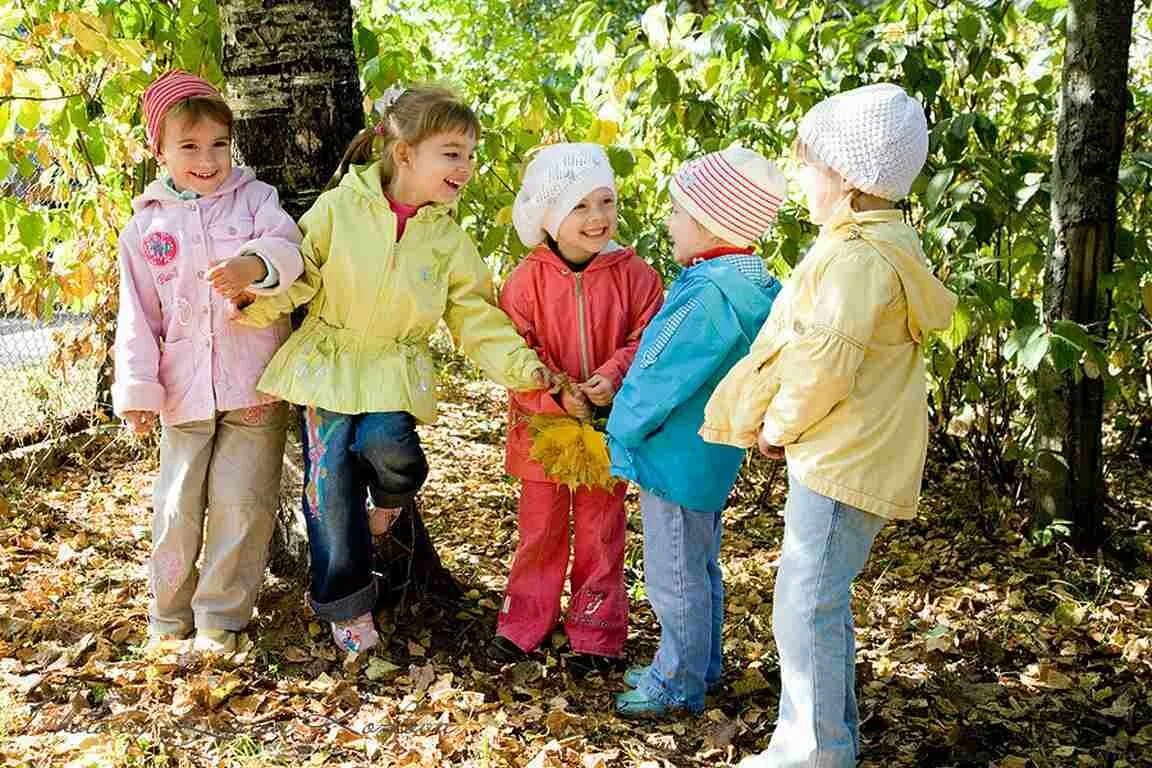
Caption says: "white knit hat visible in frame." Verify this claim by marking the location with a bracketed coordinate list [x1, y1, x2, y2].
[797, 83, 928, 201]
[512, 143, 617, 247]
[669, 146, 786, 247]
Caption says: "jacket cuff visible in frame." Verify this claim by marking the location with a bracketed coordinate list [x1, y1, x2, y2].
[237, 238, 301, 296]
[112, 380, 165, 416]
[592, 362, 623, 391]
[698, 424, 756, 448]
[246, 253, 280, 293]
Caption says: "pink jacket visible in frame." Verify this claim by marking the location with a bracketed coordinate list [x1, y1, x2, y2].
[499, 243, 664, 482]
[112, 168, 303, 426]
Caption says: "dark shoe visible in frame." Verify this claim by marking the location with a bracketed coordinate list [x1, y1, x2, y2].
[568, 652, 623, 678]
[486, 634, 527, 664]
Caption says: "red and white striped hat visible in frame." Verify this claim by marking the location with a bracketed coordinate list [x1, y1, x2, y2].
[669, 147, 786, 247]
[142, 70, 222, 152]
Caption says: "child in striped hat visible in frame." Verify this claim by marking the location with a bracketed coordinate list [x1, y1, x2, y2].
[606, 146, 786, 717]
[114, 70, 303, 655]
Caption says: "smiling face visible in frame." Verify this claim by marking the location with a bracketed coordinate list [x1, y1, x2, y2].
[553, 187, 618, 264]
[389, 130, 477, 206]
[155, 112, 233, 196]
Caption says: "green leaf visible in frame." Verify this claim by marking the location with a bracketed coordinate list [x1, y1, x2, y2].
[923, 169, 954, 210]
[1004, 325, 1048, 371]
[17, 213, 45, 249]
[942, 301, 971, 351]
[957, 15, 981, 42]
[1049, 320, 1108, 376]
[655, 66, 680, 103]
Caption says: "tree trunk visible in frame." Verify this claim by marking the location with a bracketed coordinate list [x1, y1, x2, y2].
[218, 0, 363, 218]
[218, 2, 462, 603]
[1034, 0, 1134, 551]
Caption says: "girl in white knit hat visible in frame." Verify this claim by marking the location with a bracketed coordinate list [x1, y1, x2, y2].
[492, 143, 664, 675]
[702, 83, 957, 766]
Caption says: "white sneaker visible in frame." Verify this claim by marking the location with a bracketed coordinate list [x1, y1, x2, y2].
[192, 629, 238, 654]
[736, 752, 772, 768]
[331, 612, 380, 653]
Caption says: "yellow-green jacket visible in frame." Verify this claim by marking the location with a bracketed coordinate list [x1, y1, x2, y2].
[700, 203, 957, 519]
[238, 162, 543, 422]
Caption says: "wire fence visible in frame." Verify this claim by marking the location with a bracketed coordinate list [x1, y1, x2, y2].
[0, 313, 100, 441]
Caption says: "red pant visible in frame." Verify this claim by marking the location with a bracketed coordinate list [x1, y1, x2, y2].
[497, 479, 629, 656]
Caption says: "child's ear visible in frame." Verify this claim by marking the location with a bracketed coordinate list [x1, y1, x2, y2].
[391, 140, 412, 168]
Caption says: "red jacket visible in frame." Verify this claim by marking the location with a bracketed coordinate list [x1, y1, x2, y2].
[499, 244, 665, 482]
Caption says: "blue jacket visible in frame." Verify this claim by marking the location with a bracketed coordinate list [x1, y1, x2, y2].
[607, 254, 780, 513]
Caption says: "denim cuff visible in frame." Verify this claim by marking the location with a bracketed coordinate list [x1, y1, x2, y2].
[308, 577, 379, 623]
[367, 488, 418, 509]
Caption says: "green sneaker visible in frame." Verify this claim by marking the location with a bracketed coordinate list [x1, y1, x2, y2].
[615, 688, 674, 719]
[623, 665, 649, 688]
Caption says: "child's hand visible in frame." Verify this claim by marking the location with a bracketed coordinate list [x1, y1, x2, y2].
[578, 374, 615, 406]
[560, 387, 593, 420]
[757, 432, 785, 459]
[205, 254, 267, 299]
[123, 410, 156, 436]
[532, 365, 562, 393]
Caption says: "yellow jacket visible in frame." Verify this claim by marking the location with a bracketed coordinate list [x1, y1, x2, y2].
[238, 162, 542, 421]
[700, 203, 956, 519]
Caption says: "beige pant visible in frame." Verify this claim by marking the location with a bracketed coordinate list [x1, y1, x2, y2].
[150, 403, 288, 635]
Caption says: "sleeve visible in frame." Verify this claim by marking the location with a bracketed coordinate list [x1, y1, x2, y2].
[111, 223, 166, 416]
[760, 249, 899, 446]
[249, 255, 280, 289]
[499, 267, 566, 416]
[235, 196, 329, 327]
[606, 284, 738, 447]
[592, 263, 665, 390]
[233, 185, 303, 297]
[443, 235, 543, 391]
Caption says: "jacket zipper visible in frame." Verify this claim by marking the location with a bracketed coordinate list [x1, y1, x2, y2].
[574, 272, 591, 380]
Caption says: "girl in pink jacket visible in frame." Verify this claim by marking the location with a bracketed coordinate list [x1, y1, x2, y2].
[112, 71, 303, 655]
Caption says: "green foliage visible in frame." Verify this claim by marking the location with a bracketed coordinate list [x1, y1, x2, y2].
[2, 0, 1149, 496]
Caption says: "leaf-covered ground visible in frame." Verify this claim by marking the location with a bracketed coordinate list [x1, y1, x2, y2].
[1, 370, 1150, 768]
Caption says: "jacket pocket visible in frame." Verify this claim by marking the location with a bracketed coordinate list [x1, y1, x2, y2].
[158, 337, 197, 415]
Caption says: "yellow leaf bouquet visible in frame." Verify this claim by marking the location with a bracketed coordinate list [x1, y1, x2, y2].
[528, 414, 615, 491]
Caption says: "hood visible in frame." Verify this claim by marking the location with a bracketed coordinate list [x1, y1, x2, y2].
[823, 202, 957, 341]
[132, 166, 256, 212]
[523, 241, 635, 273]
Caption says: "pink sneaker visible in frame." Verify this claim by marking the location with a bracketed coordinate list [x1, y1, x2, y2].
[331, 613, 380, 653]
[368, 506, 402, 536]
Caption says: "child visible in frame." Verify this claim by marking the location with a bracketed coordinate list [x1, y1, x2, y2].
[606, 146, 786, 716]
[112, 70, 304, 654]
[700, 85, 957, 767]
[235, 86, 552, 654]
[490, 143, 664, 674]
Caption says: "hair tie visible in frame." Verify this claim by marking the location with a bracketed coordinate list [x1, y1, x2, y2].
[373, 85, 407, 117]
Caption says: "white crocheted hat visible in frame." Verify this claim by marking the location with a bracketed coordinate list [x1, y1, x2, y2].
[512, 143, 617, 247]
[798, 83, 928, 201]
[669, 146, 786, 247]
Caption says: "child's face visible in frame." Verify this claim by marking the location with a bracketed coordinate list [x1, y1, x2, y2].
[393, 130, 476, 205]
[796, 159, 850, 225]
[155, 113, 232, 196]
[554, 187, 618, 263]
[666, 201, 716, 266]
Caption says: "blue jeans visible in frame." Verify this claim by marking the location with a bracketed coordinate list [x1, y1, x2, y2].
[761, 475, 886, 767]
[300, 407, 428, 622]
[636, 490, 723, 712]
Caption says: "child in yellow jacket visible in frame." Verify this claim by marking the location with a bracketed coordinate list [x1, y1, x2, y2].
[238, 86, 550, 654]
[701, 84, 956, 767]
